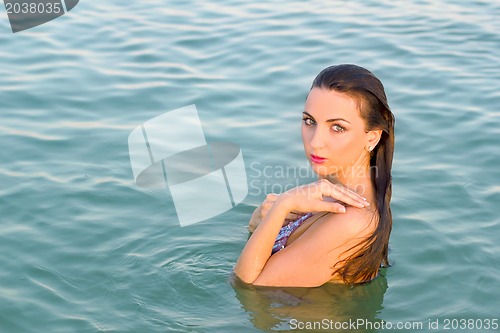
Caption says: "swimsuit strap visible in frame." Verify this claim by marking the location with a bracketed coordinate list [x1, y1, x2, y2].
[271, 213, 314, 254]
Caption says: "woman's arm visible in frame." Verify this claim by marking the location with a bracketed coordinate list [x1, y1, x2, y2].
[247, 204, 264, 234]
[235, 198, 293, 283]
[235, 179, 369, 285]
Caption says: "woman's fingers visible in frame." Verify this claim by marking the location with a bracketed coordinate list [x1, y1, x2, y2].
[265, 193, 279, 202]
[259, 193, 281, 220]
[318, 180, 369, 208]
[260, 202, 273, 218]
[278, 180, 365, 213]
[248, 205, 262, 232]
[312, 199, 347, 213]
[260, 183, 366, 223]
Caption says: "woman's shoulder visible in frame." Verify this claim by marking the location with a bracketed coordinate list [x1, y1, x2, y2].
[312, 207, 378, 241]
[280, 207, 378, 260]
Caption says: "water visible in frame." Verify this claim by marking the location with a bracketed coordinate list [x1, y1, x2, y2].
[1, 1, 499, 332]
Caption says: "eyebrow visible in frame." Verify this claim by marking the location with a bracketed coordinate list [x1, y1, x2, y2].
[302, 111, 351, 124]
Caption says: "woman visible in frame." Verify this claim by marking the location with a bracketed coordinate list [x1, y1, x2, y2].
[234, 64, 395, 287]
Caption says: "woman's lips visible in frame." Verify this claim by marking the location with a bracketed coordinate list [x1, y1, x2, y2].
[310, 154, 327, 164]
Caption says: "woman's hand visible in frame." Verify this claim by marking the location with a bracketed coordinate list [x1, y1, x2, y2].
[278, 179, 369, 214]
[248, 194, 306, 233]
[248, 179, 368, 232]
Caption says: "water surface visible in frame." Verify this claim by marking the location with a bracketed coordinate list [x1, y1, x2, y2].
[1, 1, 499, 332]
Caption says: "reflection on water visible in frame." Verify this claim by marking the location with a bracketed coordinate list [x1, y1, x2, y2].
[1, 0, 498, 331]
[231, 270, 388, 332]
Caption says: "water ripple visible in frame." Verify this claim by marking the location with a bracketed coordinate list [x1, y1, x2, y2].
[1, 0, 499, 332]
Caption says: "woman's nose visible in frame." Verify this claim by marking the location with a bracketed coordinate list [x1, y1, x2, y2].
[309, 127, 326, 149]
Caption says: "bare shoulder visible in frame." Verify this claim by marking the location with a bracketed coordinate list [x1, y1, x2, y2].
[251, 207, 378, 287]
[315, 206, 378, 239]
[285, 206, 377, 257]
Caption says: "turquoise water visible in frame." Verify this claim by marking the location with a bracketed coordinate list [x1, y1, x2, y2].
[1, 1, 499, 332]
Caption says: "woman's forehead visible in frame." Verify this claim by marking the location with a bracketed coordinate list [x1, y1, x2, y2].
[305, 88, 362, 122]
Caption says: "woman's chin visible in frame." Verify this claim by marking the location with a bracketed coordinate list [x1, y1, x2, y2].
[310, 163, 334, 177]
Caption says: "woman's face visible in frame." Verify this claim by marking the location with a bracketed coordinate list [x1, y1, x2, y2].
[302, 88, 372, 178]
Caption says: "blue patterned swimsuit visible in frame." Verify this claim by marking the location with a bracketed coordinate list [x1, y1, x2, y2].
[271, 213, 313, 254]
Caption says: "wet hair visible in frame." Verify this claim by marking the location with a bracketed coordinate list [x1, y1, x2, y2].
[310, 64, 395, 284]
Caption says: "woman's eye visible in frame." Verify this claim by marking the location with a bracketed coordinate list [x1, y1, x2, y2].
[331, 124, 345, 132]
[302, 117, 315, 126]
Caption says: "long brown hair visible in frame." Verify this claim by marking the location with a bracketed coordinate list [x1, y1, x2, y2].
[310, 64, 395, 284]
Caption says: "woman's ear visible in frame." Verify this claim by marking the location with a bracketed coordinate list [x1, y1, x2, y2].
[366, 129, 382, 152]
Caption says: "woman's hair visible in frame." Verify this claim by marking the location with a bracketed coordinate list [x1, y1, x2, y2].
[310, 64, 395, 284]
